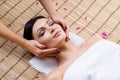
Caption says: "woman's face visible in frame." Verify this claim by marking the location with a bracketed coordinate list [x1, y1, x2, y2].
[32, 18, 66, 48]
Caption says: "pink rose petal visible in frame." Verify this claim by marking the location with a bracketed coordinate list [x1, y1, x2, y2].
[102, 32, 108, 39]
[63, 7, 68, 11]
[20, 16, 26, 19]
[56, 2, 58, 6]
[35, 0, 40, 6]
[8, 24, 13, 29]
[14, 50, 20, 54]
[76, 27, 81, 30]
[84, 16, 88, 20]
[35, 75, 39, 79]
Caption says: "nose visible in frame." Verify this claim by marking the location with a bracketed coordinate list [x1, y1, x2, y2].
[47, 26, 56, 34]
[50, 29, 54, 33]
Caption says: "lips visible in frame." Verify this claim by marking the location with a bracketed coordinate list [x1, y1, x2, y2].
[53, 31, 61, 38]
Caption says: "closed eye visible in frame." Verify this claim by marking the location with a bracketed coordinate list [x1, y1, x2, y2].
[38, 28, 46, 37]
[48, 21, 54, 26]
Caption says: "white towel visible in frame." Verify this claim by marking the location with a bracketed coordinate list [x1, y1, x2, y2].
[29, 32, 85, 74]
[63, 40, 120, 80]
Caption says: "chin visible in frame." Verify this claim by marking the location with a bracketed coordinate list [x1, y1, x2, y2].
[55, 37, 66, 48]
[48, 37, 66, 48]
[47, 33, 66, 48]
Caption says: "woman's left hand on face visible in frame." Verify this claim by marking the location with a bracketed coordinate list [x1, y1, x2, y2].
[52, 14, 70, 41]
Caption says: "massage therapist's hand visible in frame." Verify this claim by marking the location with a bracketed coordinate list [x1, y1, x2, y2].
[24, 40, 59, 58]
[52, 14, 70, 41]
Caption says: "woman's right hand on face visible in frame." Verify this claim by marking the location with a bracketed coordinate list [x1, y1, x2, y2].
[24, 40, 59, 58]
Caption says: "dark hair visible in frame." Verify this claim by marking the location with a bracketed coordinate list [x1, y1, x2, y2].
[23, 16, 46, 40]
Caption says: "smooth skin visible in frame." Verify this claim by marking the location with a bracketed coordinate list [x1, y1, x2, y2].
[0, 0, 69, 58]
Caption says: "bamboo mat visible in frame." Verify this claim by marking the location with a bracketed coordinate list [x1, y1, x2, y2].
[0, 0, 120, 80]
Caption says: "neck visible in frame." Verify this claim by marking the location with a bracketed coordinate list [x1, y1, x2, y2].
[55, 41, 79, 66]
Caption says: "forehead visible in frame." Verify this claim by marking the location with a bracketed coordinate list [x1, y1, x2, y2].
[32, 18, 48, 38]
[33, 18, 48, 31]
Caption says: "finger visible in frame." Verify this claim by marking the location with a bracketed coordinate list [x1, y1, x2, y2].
[65, 25, 70, 41]
[46, 52, 59, 57]
[66, 26, 70, 38]
[63, 23, 67, 30]
[59, 20, 67, 30]
[39, 52, 59, 58]
[35, 42, 46, 49]
[40, 49, 59, 57]
[41, 48, 58, 54]
[45, 50, 59, 56]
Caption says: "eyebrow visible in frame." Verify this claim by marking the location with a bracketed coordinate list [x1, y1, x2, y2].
[37, 19, 49, 36]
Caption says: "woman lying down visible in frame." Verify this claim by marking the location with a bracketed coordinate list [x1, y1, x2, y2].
[23, 16, 120, 80]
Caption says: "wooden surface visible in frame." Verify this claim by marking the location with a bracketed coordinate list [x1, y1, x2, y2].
[0, 0, 120, 80]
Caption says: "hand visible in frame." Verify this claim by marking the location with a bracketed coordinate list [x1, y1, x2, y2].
[24, 40, 60, 58]
[52, 14, 70, 41]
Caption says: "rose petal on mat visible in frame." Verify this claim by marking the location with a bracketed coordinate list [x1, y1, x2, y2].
[7, 66, 12, 70]
[53, 2, 58, 10]
[102, 32, 108, 39]
[35, 75, 39, 79]
[76, 27, 81, 30]
[84, 16, 88, 20]
[8, 24, 13, 28]
[15, 50, 20, 54]
[56, 2, 58, 6]
[35, 0, 40, 6]
[63, 7, 68, 11]
[20, 16, 26, 19]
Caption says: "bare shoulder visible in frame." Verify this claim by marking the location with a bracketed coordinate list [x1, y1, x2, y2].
[45, 68, 64, 80]
[85, 34, 103, 44]
[78, 34, 104, 51]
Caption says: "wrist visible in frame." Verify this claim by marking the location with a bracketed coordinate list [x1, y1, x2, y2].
[19, 38, 28, 49]
[51, 13, 58, 20]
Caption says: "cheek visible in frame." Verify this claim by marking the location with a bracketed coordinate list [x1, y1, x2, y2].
[37, 33, 52, 45]
[47, 32, 66, 48]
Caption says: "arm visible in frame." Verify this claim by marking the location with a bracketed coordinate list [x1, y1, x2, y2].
[45, 70, 63, 80]
[0, 22, 27, 48]
[0, 22, 58, 58]
[39, 0, 56, 19]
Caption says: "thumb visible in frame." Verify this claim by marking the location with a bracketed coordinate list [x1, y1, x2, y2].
[60, 21, 67, 31]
